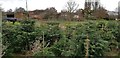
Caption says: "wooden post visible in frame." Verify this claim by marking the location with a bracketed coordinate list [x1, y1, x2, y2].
[26, 0, 29, 19]
[85, 34, 90, 58]
[43, 31, 45, 48]
[42, 31, 45, 56]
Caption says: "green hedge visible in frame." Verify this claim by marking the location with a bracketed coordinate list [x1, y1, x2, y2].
[2, 20, 120, 57]
[34, 20, 120, 57]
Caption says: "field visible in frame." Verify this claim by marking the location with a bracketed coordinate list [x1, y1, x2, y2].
[2, 19, 120, 58]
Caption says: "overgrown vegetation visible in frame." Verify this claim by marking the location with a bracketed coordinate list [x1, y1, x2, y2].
[2, 20, 120, 58]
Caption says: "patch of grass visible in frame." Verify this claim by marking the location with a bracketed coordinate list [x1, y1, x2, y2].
[35, 20, 119, 27]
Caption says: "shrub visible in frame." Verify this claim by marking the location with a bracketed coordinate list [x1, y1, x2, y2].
[2, 20, 120, 57]
[2, 19, 37, 56]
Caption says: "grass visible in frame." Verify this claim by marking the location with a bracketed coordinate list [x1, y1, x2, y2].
[35, 19, 119, 28]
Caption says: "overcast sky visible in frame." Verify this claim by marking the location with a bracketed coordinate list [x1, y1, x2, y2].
[0, 0, 120, 12]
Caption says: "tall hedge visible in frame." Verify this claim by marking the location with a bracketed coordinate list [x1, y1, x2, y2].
[2, 20, 120, 57]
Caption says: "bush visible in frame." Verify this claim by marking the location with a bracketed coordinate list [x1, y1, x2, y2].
[2, 20, 120, 57]
[34, 20, 120, 57]
[2, 19, 37, 56]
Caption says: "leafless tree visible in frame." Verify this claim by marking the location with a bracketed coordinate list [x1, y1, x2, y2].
[66, 0, 79, 13]
[92, 6, 108, 19]
[65, 0, 79, 21]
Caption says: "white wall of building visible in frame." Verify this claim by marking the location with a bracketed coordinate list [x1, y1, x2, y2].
[118, 1, 120, 18]
[118, 1, 120, 13]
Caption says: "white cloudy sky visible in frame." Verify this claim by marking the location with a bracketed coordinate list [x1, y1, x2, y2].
[0, 0, 120, 12]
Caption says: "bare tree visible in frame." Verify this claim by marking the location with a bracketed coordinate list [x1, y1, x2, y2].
[92, 6, 108, 19]
[65, 0, 79, 21]
[66, 0, 79, 13]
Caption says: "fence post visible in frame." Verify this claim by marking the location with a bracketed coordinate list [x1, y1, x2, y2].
[85, 34, 90, 58]
[42, 31, 45, 56]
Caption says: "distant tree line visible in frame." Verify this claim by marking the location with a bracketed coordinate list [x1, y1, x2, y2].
[2, 0, 119, 21]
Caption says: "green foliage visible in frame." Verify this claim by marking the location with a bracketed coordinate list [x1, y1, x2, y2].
[35, 22, 62, 47]
[2, 19, 37, 56]
[75, 21, 118, 57]
[34, 48, 55, 56]
[2, 20, 120, 57]
[35, 20, 120, 57]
